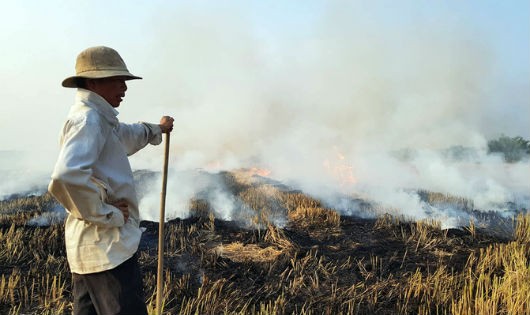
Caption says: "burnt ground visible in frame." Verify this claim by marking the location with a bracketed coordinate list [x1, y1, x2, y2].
[0, 169, 525, 314]
[135, 211, 511, 314]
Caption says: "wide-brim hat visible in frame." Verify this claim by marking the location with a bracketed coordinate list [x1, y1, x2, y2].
[62, 46, 142, 88]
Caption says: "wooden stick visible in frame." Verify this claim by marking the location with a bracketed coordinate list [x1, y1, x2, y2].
[156, 132, 170, 315]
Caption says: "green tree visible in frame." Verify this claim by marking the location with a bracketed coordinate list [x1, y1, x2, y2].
[487, 135, 530, 162]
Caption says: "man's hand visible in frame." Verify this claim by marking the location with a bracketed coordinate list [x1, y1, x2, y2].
[159, 116, 174, 133]
[110, 199, 129, 222]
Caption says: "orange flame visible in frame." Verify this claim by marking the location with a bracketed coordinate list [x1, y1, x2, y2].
[323, 147, 356, 188]
[248, 167, 272, 177]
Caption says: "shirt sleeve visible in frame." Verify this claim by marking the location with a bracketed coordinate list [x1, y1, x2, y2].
[114, 122, 163, 156]
[48, 115, 125, 227]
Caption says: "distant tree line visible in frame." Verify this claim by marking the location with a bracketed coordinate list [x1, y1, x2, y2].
[391, 135, 529, 163]
[487, 135, 530, 163]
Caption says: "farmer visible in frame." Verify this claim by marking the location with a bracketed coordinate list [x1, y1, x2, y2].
[48, 46, 174, 315]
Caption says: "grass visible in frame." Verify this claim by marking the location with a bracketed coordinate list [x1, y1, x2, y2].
[0, 170, 528, 314]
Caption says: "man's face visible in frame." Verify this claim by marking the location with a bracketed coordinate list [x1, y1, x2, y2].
[87, 76, 128, 107]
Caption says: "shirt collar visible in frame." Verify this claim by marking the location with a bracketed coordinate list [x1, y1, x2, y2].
[76, 89, 120, 126]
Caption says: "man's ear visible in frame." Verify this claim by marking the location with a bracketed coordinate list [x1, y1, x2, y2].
[85, 79, 99, 91]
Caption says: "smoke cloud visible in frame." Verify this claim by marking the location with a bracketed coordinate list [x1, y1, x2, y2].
[126, 4, 529, 227]
[2, 3, 528, 229]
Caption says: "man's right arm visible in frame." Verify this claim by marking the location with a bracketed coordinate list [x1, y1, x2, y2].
[48, 116, 125, 227]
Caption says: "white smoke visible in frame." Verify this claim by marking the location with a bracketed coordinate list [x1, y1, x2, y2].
[137, 170, 240, 222]
[0, 150, 55, 200]
[1, 2, 528, 229]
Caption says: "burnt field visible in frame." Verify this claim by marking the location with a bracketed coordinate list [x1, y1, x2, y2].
[0, 170, 528, 314]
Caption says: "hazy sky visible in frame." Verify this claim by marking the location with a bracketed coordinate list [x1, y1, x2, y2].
[1, 0, 528, 151]
[1, 1, 529, 221]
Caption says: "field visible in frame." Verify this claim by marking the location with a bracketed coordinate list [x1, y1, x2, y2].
[0, 169, 529, 314]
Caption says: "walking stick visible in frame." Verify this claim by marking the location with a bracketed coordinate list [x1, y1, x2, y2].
[156, 132, 170, 315]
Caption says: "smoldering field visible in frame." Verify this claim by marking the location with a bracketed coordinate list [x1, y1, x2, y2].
[2, 115, 528, 313]
[1, 121, 528, 315]
[1, 3, 529, 313]
[2, 146, 529, 232]
[1, 169, 529, 315]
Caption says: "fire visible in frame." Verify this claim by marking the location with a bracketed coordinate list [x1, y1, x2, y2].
[323, 147, 356, 188]
[247, 167, 272, 177]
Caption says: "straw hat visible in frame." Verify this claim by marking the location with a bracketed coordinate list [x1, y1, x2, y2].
[62, 46, 142, 88]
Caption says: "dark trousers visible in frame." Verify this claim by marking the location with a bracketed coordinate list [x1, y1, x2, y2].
[72, 253, 148, 315]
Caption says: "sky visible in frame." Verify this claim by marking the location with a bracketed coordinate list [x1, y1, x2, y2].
[1, 1, 529, 224]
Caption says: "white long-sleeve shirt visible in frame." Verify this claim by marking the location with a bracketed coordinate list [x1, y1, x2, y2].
[49, 89, 162, 274]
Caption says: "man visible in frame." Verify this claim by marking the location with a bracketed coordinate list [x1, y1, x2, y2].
[49, 46, 174, 315]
